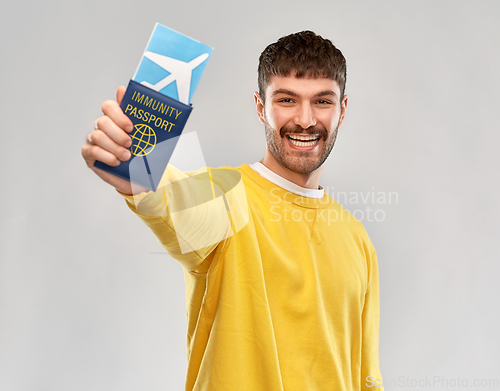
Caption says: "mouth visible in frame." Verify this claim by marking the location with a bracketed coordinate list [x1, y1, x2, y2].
[286, 134, 321, 149]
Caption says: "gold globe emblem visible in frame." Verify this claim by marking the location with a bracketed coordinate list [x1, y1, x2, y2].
[130, 124, 157, 157]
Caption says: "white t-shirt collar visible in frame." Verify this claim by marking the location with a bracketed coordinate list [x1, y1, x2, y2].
[249, 162, 325, 199]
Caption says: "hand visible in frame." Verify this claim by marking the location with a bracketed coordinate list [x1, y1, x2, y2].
[81, 86, 148, 195]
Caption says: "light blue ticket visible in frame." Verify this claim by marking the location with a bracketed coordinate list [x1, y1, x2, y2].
[132, 23, 213, 105]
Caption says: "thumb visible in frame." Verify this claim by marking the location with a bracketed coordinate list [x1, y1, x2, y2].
[116, 86, 126, 105]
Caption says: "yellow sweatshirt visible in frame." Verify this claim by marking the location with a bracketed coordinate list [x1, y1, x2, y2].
[122, 163, 383, 391]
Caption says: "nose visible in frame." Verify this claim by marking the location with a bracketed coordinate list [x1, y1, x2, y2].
[294, 102, 317, 129]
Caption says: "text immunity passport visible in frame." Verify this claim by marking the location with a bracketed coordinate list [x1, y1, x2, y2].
[95, 23, 213, 191]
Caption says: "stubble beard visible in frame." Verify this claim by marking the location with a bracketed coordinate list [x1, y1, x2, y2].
[264, 114, 340, 175]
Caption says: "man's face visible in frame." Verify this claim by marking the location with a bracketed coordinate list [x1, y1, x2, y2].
[255, 74, 348, 175]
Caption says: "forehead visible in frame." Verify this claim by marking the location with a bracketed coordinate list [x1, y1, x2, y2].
[266, 74, 341, 99]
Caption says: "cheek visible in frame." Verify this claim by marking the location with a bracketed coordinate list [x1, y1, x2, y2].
[265, 106, 286, 131]
[320, 112, 340, 131]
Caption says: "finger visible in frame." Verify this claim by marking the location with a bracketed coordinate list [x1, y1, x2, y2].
[85, 120, 101, 145]
[116, 86, 126, 105]
[82, 143, 118, 167]
[82, 143, 96, 165]
[82, 142, 123, 167]
[90, 129, 132, 162]
[101, 99, 134, 133]
[95, 115, 132, 149]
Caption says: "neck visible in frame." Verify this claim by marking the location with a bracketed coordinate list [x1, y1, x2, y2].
[260, 148, 323, 189]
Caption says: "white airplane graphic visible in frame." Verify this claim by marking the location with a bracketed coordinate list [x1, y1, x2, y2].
[140, 51, 210, 105]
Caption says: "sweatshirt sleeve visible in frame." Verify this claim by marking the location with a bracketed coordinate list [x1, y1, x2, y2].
[120, 164, 248, 273]
[361, 250, 384, 390]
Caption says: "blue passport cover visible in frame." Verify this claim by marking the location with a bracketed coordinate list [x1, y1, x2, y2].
[95, 80, 192, 191]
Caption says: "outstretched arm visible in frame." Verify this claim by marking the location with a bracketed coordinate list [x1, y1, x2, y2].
[122, 165, 248, 272]
[83, 88, 249, 272]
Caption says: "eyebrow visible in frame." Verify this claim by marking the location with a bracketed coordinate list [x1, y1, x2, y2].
[271, 89, 337, 99]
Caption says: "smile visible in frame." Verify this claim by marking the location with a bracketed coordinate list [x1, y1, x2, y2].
[286, 134, 320, 148]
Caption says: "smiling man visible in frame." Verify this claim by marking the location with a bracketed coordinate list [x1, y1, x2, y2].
[256, 75, 346, 189]
[82, 30, 383, 391]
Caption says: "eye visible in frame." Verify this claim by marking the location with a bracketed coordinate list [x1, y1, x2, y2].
[316, 99, 332, 105]
[278, 98, 294, 103]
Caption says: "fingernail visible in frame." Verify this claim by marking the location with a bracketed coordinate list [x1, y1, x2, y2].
[122, 151, 131, 161]
[125, 138, 132, 148]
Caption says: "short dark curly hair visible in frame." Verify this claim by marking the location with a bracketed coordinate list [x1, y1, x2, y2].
[258, 31, 347, 102]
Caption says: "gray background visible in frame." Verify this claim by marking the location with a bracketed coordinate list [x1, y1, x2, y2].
[1, 0, 499, 390]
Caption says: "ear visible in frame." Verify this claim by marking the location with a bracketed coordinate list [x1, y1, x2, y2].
[338, 94, 349, 127]
[254, 91, 266, 125]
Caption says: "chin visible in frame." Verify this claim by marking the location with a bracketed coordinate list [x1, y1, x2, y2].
[279, 156, 323, 175]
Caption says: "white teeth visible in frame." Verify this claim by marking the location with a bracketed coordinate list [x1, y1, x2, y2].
[287, 135, 319, 147]
[289, 135, 319, 141]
